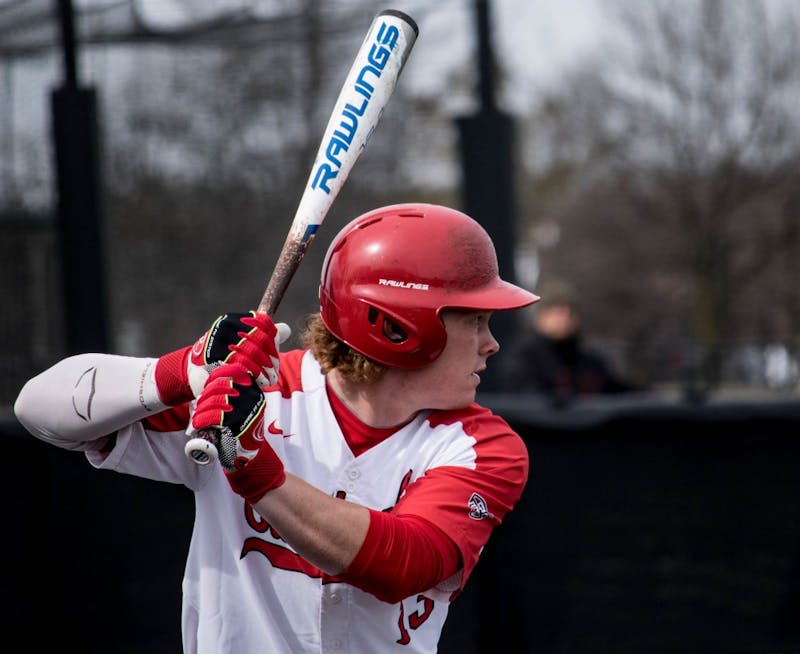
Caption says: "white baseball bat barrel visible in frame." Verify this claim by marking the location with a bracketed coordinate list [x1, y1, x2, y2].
[185, 9, 419, 466]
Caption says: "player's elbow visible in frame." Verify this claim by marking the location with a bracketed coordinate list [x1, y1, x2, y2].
[367, 583, 421, 605]
[336, 510, 462, 604]
[14, 380, 45, 441]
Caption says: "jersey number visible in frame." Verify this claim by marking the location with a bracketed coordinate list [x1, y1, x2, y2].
[396, 594, 434, 645]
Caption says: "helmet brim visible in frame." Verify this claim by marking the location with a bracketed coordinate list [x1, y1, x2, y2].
[357, 278, 539, 312]
[438, 279, 540, 312]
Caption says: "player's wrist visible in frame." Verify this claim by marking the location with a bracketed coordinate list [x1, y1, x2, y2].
[155, 345, 194, 406]
[225, 443, 286, 504]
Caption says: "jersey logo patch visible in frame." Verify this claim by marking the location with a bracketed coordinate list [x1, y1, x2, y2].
[468, 492, 494, 521]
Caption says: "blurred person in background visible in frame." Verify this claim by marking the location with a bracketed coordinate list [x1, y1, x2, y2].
[496, 278, 642, 401]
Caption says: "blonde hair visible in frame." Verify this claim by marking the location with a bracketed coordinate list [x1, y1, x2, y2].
[302, 313, 388, 384]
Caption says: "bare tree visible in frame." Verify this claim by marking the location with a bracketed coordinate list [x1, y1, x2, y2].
[518, 0, 800, 390]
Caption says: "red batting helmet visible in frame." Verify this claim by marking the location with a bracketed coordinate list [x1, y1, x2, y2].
[319, 203, 540, 369]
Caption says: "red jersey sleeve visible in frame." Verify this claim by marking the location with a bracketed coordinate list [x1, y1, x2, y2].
[338, 511, 461, 603]
[390, 409, 529, 591]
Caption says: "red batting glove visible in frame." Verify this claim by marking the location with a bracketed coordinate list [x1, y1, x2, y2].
[154, 311, 291, 406]
[190, 363, 286, 502]
[190, 311, 286, 392]
[225, 440, 288, 505]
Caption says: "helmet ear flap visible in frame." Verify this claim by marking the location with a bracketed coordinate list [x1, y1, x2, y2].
[382, 313, 408, 344]
[367, 306, 409, 344]
[360, 302, 444, 364]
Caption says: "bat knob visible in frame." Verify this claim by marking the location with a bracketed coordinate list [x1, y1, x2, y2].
[185, 436, 218, 465]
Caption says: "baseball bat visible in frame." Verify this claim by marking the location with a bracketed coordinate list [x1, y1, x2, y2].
[185, 9, 419, 465]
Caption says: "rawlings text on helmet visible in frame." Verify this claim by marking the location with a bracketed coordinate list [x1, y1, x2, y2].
[378, 279, 430, 290]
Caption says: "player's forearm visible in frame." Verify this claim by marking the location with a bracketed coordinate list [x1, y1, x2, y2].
[252, 473, 371, 575]
[14, 353, 168, 451]
[251, 476, 462, 602]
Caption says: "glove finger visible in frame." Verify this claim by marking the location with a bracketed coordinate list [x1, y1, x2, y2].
[194, 387, 236, 407]
[255, 370, 277, 389]
[206, 361, 251, 386]
[239, 314, 289, 355]
[241, 311, 278, 337]
[195, 370, 263, 426]
[238, 327, 279, 360]
[191, 415, 222, 433]
[231, 339, 272, 369]
[224, 352, 276, 390]
[228, 343, 279, 388]
[191, 405, 227, 431]
[232, 323, 290, 388]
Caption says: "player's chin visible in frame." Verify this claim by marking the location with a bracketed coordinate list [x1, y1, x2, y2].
[459, 374, 482, 403]
[432, 373, 481, 409]
[437, 386, 478, 411]
[438, 395, 477, 412]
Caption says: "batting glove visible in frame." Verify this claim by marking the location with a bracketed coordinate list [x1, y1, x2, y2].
[189, 311, 291, 395]
[189, 363, 286, 501]
[154, 311, 291, 406]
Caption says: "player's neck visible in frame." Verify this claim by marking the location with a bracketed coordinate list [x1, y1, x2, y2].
[326, 368, 421, 429]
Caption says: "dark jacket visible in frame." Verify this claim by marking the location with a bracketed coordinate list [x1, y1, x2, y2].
[497, 331, 638, 398]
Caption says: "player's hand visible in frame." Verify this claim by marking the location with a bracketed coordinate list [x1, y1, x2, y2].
[155, 311, 291, 406]
[188, 311, 291, 396]
[189, 363, 286, 501]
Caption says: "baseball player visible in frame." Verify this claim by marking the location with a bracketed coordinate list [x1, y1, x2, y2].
[15, 203, 539, 653]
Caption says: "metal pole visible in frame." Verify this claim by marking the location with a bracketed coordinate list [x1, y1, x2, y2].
[52, 0, 110, 353]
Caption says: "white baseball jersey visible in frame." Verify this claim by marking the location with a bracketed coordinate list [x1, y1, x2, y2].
[52, 349, 528, 653]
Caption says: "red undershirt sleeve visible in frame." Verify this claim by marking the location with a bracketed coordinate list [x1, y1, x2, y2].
[336, 508, 462, 604]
